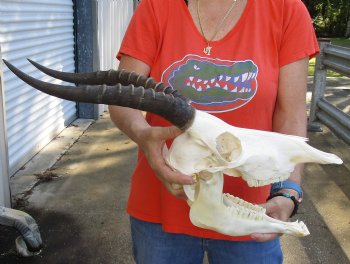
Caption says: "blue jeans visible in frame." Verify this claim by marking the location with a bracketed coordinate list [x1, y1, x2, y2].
[130, 217, 283, 264]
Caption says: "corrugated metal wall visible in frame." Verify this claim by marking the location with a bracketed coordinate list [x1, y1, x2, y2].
[93, 0, 134, 113]
[96, 0, 133, 70]
[0, 0, 76, 175]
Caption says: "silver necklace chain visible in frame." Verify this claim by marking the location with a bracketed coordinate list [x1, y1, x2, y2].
[196, 0, 238, 55]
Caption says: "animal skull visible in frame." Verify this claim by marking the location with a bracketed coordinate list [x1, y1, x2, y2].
[4, 59, 343, 238]
[165, 110, 342, 237]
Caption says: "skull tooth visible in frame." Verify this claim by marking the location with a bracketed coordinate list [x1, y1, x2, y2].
[247, 212, 252, 219]
[224, 199, 264, 221]
[223, 193, 266, 214]
[242, 210, 249, 218]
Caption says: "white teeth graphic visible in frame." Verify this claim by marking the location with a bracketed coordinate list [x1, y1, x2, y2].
[192, 84, 196, 89]
[206, 85, 211, 89]
[248, 72, 253, 80]
[226, 76, 231, 81]
[232, 87, 237, 92]
[223, 85, 228, 90]
[215, 83, 220, 88]
[197, 78, 202, 82]
[219, 75, 223, 81]
[186, 82, 191, 86]
[239, 87, 245, 93]
[211, 78, 215, 83]
[189, 76, 194, 81]
[234, 76, 239, 82]
[197, 87, 202, 91]
[204, 80, 208, 84]
[252, 73, 256, 79]
[242, 73, 248, 82]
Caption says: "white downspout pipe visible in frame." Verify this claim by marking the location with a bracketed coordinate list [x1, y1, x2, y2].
[0, 47, 11, 207]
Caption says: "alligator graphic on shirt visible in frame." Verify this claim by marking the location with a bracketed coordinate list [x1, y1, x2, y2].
[162, 55, 258, 112]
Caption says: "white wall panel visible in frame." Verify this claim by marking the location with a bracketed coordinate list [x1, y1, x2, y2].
[0, 0, 76, 175]
[94, 0, 133, 113]
[96, 0, 133, 70]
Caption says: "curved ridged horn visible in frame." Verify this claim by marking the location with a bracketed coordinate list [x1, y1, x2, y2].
[3, 60, 195, 130]
[27, 59, 188, 102]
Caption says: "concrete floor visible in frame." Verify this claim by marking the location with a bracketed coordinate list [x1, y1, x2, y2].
[1, 114, 136, 263]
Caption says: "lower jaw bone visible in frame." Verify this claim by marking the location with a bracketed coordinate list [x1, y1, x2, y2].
[187, 172, 310, 237]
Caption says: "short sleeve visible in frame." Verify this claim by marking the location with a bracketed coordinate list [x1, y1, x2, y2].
[279, 0, 319, 67]
[117, 0, 161, 67]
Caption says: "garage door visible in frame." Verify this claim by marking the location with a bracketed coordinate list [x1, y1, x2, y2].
[0, 0, 76, 175]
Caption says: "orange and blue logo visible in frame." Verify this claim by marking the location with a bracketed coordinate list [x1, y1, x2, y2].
[162, 55, 258, 113]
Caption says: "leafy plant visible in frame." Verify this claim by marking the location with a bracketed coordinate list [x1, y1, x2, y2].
[302, 0, 350, 37]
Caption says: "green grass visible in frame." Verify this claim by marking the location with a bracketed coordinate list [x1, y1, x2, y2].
[331, 37, 350, 48]
[308, 58, 316, 76]
[308, 37, 350, 77]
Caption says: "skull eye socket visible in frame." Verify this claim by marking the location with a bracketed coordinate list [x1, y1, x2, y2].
[216, 132, 242, 162]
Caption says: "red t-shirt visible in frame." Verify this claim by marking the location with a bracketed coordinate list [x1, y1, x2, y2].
[117, 0, 319, 240]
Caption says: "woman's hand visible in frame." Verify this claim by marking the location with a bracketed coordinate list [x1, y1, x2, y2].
[110, 56, 194, 198]
[250, 195, 295, 242]
[136, 125, 194, 198]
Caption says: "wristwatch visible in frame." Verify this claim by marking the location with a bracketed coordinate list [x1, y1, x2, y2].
[269, 180, 303, 217]
[270, 180, 303, 202]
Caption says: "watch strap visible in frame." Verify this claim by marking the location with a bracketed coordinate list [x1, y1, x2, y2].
[270, 180, 303, 199]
